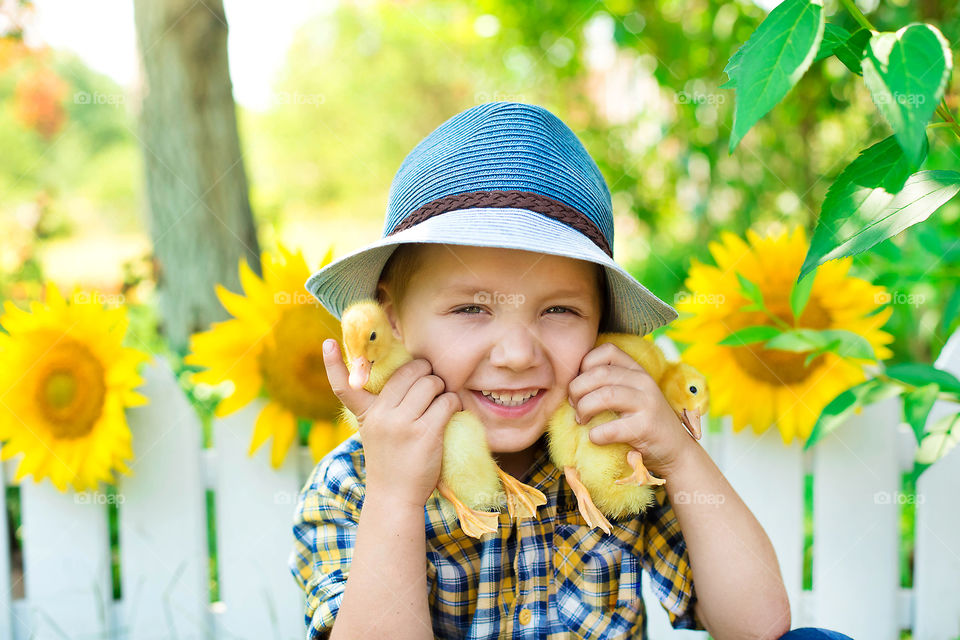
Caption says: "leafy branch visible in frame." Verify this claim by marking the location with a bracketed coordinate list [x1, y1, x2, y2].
[722, 0, 960, 476]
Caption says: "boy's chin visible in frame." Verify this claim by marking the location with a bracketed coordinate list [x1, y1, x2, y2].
[485, 425, 546, 454]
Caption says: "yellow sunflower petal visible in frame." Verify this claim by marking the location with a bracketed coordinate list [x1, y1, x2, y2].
[249, 401, 285, 455]
[308, 419, 339, 463]
[215, 284, 273, 335]
[214, 375, 261, 417]
[270, 411, 297, 469]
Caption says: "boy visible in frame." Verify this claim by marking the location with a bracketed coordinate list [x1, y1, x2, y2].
[291, 101, 795, 639]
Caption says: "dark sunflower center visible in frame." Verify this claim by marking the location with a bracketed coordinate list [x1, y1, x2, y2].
[730, 298, 831, 386]
[35, 340, 107, 439]
[258, 306, 341, 421]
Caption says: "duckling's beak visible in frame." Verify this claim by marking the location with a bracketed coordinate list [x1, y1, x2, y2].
[348, 356, 371, 390]
[680, 409, 702, 440]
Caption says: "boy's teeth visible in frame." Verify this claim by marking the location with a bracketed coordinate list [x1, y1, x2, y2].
[481, 390, 537, 406]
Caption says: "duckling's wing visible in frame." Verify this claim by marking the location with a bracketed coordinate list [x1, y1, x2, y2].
[545, 402, 581, 469]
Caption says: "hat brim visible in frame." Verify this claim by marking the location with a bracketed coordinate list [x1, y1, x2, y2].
[304, 208, 678, 336]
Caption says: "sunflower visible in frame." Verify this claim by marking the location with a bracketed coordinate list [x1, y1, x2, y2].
[185, 244, 345, 468]
[667, 225, 894, 445]
[0, 285, 149, 491]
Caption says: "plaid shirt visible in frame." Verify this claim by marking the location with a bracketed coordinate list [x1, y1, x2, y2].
[290, 432, 705, 639]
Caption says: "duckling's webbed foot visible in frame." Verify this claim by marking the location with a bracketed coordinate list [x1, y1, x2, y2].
[562, 466, 612, 535]
[495, 467, 546, 521]
[437, 480, 500, 539]
[615, 449, 666, 486]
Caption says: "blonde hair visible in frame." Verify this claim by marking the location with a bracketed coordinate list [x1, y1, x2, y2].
[377, 243, 608, 328]
[376, 243, 423, 311]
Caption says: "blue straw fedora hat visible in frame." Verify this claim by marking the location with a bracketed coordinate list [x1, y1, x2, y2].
[304, 101, 678, 336]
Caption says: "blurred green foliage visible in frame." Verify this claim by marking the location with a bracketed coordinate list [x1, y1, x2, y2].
[2, 0, 959, 360]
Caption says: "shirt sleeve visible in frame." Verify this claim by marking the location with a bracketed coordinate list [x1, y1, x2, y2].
[639, 485, 706, 631]
[289, 447, 365, 639]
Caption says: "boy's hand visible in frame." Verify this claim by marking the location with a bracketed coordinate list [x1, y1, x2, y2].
[322, 338, 461, 508]
[568, 342, 694, 480]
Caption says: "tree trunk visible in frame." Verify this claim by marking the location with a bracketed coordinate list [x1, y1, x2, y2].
[132, 0, 260, 353]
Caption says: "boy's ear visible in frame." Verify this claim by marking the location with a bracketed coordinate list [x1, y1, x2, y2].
[376, 283, 404, 341]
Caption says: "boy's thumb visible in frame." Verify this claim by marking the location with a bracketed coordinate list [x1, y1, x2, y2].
[322, 339, 349, 397]
[322, 339, 374, 418]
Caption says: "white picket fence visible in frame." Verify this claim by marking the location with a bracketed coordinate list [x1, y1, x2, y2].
[2, 330, 959, 640]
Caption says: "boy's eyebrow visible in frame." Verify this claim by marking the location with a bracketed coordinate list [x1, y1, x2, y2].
[436, 283, 594, 300]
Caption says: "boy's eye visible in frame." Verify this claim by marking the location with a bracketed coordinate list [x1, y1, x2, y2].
[454, 305, 485, 314]
[452, 304, 576, 315]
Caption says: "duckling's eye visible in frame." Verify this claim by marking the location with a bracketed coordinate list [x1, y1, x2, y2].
[369, 331, 377, 341]
[689, 385, 698, 394]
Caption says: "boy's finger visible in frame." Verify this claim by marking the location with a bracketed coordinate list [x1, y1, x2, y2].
[588, 417, 643, 447]
[581, 342, 647, 376]
[322, 339, 374, 416]
[379, 358, 434, 408]
[416, 392, 461, 436]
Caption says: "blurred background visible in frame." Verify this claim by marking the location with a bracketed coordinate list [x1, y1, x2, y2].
[2, 1, 960, 638]
[2, 0, 957, 364]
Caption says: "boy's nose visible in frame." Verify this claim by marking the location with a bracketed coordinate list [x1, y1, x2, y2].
[488, 323, 540, 370]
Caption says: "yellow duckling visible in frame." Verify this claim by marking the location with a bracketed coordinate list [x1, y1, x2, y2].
[338, 299, 546, 538]
[546, 333, 710, 534]
[597, 333, 707, 440]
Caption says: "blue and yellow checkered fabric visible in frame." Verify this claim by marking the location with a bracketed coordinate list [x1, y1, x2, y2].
[290, 432, 705, 639]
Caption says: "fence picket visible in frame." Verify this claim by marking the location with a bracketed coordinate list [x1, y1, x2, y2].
[18, 479, 112, 639]
[716, 416, 806, 628]
[914, 328, 960, 640]
[118, 359, 212, 639]
[812, 395, 901, 640]
[211, 400, 304, 640]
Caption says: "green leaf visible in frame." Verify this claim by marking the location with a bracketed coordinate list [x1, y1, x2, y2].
[805, 378, 902, 449]
[915, 412, 960, 466]
[902, 383, 940, 444]
[728, 0, 825, 152]
[803, 342, 839, 368]
[764, 329, 823, 351]
[718, 325, 783, 346]
[814, 23, 850, 62]
[790, 270, 815, 320]
[885, 362, 960, 394]
[802, 136, 915, 280]
[721, 44, 745, 89]
[765, 328, 876, 360]
[801, 164, 960, 280]
[862, 23, 953, 168]
[735, 271, 764, 306]
[833, 28, 871, 75]
[823, 330, 876, 359]
[942, 286, 960, 334]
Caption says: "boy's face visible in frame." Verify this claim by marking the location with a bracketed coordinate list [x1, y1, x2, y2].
[381, 244, 602, 457]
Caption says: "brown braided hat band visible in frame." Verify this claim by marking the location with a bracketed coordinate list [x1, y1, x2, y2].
[387, 191, 613, 258]
[387, 190, 613, 258]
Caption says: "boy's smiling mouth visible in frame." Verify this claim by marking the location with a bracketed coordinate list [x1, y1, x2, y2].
[471, 388, 546, 417]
